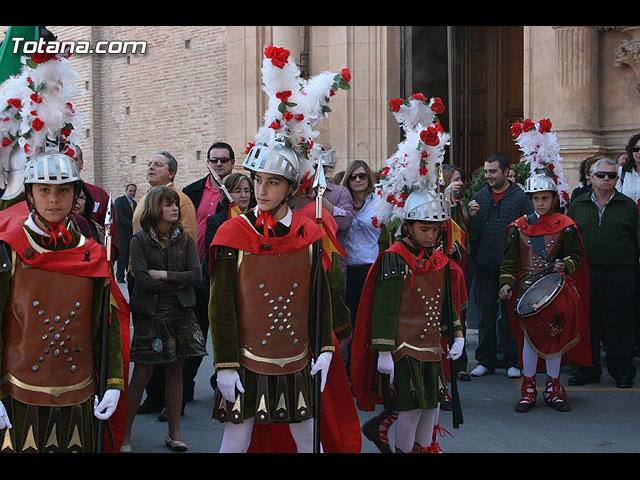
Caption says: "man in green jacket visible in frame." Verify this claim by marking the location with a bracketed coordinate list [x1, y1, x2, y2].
[567, 158, 639, 388]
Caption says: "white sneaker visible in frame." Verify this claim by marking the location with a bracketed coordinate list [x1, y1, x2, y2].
[470, 365, 491, 377]
[507, 367, 522, 379]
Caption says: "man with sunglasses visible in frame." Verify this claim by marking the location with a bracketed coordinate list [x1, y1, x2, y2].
[182, 141, 236, 406]
[567, 158, 639, 388]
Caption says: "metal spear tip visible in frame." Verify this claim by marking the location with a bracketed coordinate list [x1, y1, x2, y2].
[104, 192, 112, 228]
[313, 162, 327, 192]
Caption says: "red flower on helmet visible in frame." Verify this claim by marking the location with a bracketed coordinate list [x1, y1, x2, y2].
[30, 93, 42, 104]
[430, 97, 445, 114]
[32, 118, 44, 131]
[283, 111, 293, 121]
[1, 138, 12, 147]
[269, 120, 281, 130]
[522, 119, 535, 132]
[264, 45, 290, 69]
[538, 118, 552, 133]
[511, 121, 522, 137]
[420, 126, 440, 147]
[30, 51, 57, 64]
[389, 98, 404, 113]
[276, 90, 292, 103]
[245, 142, 255, 154]
[6, 98, 21, 109]
[341, 68, 351, 82]
[413, 93, 428, 102]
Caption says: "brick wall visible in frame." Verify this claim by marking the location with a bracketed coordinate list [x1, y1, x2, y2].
[4, 26, 230, 199]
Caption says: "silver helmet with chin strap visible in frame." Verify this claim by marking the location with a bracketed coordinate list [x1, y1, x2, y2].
[524, 172, 557, 194]
[403, 188, 451, 223]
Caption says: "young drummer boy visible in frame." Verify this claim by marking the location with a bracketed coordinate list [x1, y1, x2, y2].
[498, 173, 590, 413]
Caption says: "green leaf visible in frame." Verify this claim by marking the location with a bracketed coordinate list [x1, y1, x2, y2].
[278, 102, 287, 114]
[339, 80, 350, 90]
[22, 129, 32, 139]
[285, 102, 297, 107]
[26, 59, 37, 69]
[321, 105, 332, 113]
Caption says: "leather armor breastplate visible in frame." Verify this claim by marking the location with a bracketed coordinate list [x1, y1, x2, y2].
[235, 246, 312, 375]
[519, 230, 563, 291]
[1, 256, 96, 406]
[393, 269, 444, 362]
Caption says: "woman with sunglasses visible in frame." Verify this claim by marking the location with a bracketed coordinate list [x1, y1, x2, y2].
[616, 133, 640, 203]
[341, 160, 381, 375]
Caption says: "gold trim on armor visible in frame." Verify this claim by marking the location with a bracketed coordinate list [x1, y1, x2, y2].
[1, 373, 95, 398]
[240, 345, 309, 368]
[393, 341, 442, 355]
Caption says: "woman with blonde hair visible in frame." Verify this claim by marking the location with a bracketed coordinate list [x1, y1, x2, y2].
[121, 186, 207, 452]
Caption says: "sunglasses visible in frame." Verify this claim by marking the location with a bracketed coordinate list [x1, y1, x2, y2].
[593, 171, 617, 179]
[349, 172, 368, 181]
[209, 157, 232, 164]
[632, 146, 640, 153]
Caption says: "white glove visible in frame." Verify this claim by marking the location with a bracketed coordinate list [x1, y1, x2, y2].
[377, 351, 395, 384]
[93, 389, 121, 420]
[0, 401, 12, 430]
[217, 369, 244, 403]
[446, 337, 465, 360]
[310, 352, 333, 392]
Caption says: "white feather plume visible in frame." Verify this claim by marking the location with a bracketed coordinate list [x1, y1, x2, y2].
[372, 95, 450, 229]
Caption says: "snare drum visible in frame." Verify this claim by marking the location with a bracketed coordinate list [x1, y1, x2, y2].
[514, 273, 581, 357]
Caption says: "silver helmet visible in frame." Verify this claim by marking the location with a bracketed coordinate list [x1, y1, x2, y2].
[243, 143, 301, 184]
[314, 148, 336, 169]
[403, 188, 451, 222]
[24, 150, 81, 185]
[524, 173, 557, 194]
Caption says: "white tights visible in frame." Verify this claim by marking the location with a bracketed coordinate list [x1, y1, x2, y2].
[522, 337, 561, 379]
[219, 418, 320, 453]
[394, 406, 439, 453]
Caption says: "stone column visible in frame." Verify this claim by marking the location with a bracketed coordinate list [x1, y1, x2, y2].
[552, 26, 603, 187]
[272, 26, 301, 65]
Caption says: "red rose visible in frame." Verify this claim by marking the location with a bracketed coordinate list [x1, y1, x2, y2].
[66, 102, 75, 114]
[371, 217, 379, 228]
[421, 150, 429, 159]
[294, 113, 304, 122]
[397, 201, 405, 208]
[386, 195, 396, 204]
[283, 111, 293, 121]
[341, 68, 351, 82]
[522, 119, 535, 132]
[30, 51, 57, 64]
[329, 90, 335, 97]
[511, 121, 522, 137]
[413, 93, 428, 102]
[264, 45, 290, 69]
[60, 127, 72, 138]
[32, 118, 44, 131]
[389, 97, 404, 113]
[64, 146, 75, 158]
[1, 138, 12, 147]
[6, 98, 21, 109]
[269, 120, 281, 130]
[420, 126, 440, 146]
[419, 167, 428, 176]
[430, 97, 445, 114]
[30, 93, 42, 104]
[276, 90, 292, 103]
[538, 118, 552, 133]
[434, 122, 444, 133]
[245, 142, 255, 154]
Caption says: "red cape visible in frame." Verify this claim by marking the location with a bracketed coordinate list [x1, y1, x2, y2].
[212, 210, 361, 453]
[0, 222, 131, 453]
[350, 242, 450, 411]
[505, 213, 591, 370]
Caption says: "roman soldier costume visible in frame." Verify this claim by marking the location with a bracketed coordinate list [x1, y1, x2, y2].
[351, 94, 464, 453]
[0, 151, 125, 453]
[501, 119, 591, 413]
[209, 45, 360, 453]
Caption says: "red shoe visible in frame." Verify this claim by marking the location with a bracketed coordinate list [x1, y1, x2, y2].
[515, 375, 537, 413]
[543, 377, 571, 412]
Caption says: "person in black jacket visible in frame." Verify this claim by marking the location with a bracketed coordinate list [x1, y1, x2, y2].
[469, 153, 534, 378]
[121, 186, 207, 452]
[114, 183, 137, 282]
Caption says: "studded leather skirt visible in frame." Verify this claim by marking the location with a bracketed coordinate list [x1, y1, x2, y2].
[212, 364, 314, 425]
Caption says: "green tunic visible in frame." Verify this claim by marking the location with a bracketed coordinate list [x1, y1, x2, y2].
[209, 210, 334, 423]
[0, 224, 124, 453]
[370, 240, 461, 412]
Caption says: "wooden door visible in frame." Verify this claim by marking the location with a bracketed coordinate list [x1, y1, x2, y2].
[451, 26, 523, 178]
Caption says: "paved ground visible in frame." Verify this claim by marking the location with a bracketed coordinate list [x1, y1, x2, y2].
[117, 281, 640, 454]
